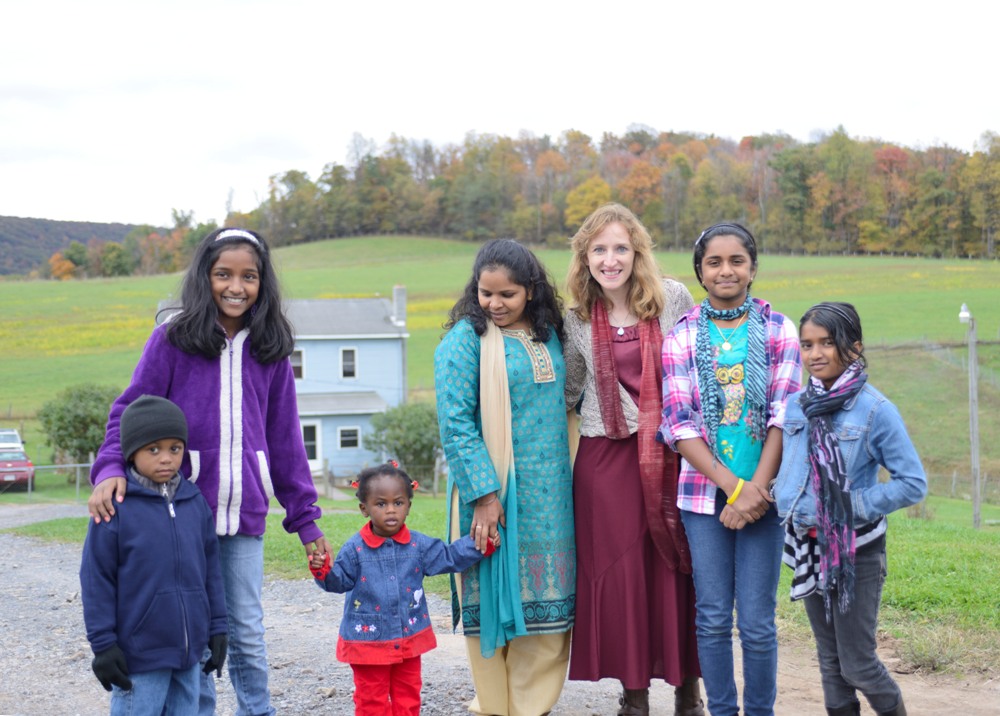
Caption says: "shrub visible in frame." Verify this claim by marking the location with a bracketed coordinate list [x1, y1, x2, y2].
[37, 384, 120, 463]
[363, 402, 440, 480]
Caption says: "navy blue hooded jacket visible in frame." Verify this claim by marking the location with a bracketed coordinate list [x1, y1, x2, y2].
[80, 471, 227, 673]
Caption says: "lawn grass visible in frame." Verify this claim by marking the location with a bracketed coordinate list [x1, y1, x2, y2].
[774, 494, 1000, 676]
[5, 238, 1000, 415]
[5, 238, 1000, 482]
[6, 492, 999, 675]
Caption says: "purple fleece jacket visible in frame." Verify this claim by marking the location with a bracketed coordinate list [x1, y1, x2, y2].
[92, 323, 323, 544]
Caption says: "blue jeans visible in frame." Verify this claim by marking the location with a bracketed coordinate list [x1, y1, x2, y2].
[803, 536, 903, 713]
[199, 534, 275, 716]
[111, 663, 199, 715]
[680, 492, 783, 716]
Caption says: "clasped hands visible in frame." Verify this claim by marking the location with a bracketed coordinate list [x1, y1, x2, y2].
[720, 479, 773, 530]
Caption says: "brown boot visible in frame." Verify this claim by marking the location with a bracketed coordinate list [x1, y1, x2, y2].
[673, 677, 705, 716]
[617, 687, 649, 716]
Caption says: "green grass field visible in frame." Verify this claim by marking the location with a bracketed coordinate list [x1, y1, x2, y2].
[3, 236, 999, 492]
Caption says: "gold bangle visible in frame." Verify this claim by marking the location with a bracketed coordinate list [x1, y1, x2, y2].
[726, 479, 744, 505]
[477, 494, 497, 507]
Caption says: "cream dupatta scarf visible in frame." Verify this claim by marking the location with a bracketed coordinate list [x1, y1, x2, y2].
[449, 321, 527, 657]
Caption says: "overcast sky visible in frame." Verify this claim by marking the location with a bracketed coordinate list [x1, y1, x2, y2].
[2, 0, 996, 227]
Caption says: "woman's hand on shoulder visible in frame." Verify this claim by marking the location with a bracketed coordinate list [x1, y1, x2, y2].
[88, 477, 127, 523]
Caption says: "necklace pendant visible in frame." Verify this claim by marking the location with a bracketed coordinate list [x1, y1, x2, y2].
[617, 326, 625, 336]
[722, 341, 732, 351]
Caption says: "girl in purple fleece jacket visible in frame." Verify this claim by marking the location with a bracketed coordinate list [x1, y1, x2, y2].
[89, 227, 329, 716]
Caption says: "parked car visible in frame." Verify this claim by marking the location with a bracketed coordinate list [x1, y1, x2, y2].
[0, 448, 34, 490]
[0, 428, 24, 450]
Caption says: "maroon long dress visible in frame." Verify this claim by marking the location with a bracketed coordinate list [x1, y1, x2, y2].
[568, 324, 700, 689]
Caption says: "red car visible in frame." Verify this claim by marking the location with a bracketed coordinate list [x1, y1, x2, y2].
[0, 449, 34, 490]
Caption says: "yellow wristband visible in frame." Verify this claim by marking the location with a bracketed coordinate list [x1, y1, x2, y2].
[726, 479, 745, 505]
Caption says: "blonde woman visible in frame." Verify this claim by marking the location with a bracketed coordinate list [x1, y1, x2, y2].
[564, 204, 702, 716]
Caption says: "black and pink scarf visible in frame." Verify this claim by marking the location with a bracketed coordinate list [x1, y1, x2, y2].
[799, 362, 867, 617]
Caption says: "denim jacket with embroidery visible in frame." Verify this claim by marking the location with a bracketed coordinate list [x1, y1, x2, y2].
[774, 382, 927, 532]
[315, 522, 486, 665]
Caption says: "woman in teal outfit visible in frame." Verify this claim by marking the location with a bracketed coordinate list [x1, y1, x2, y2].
[435, 238, 575, 716]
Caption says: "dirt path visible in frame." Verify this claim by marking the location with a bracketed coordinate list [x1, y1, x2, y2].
[1, 503, 997, 715]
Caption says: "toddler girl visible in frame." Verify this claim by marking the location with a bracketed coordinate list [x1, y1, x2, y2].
[309, 462, 495, 715]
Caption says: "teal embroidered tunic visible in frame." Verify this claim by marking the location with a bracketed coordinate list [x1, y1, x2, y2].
[434, 319, 576, 635]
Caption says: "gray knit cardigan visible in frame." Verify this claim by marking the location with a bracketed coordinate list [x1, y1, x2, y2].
[563, 278, 694, 438]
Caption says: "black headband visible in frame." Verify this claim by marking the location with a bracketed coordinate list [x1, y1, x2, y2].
[810, 302, 861, 331]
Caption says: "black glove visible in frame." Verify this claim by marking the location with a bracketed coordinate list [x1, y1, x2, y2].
[92, 644, 132, 692]
[203, 633, 228, 677]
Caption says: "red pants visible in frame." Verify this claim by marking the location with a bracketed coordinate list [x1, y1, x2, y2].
[351, 655, 422, 715]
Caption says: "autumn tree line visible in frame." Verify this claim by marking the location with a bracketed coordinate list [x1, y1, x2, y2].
[44, 125, 1000, 278]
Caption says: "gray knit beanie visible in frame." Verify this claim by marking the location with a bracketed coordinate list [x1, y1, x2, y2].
[120, 395, 188, 461]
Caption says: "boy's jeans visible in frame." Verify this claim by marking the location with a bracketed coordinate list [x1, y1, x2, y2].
[111, 663, 199, 715]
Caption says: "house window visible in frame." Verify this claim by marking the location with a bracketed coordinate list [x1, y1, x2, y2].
[341, 347, 357, 379]
[290, 350, 304, 379]
[301, 424, 317, 460]
[339, 427, 360, 449]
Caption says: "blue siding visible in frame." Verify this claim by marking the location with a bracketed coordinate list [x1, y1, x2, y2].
[293, 335, 405, 476]
[318, 415, 384, 476]
[294, 337, 405, 406]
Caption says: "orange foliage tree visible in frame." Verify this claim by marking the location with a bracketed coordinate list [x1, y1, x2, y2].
[48, 252, 76, 280]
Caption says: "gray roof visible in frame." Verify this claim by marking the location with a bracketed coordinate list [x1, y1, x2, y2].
[296, 391, 389, 416]
[287, 298, 407, 338]
[155, 297, 408, 338]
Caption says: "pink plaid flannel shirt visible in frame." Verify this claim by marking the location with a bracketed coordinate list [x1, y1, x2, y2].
[657, 298, 802, 515]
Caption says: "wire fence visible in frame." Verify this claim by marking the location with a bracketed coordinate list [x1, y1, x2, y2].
[0, 463, 92, 501]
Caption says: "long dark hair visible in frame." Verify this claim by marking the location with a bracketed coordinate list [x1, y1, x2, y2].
[445, 239, 563, 342]
[799, 301, 867, 370]
[166, 228, 295, 364]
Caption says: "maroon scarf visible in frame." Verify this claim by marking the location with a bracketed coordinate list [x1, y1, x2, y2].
[591, 300, 691, 573]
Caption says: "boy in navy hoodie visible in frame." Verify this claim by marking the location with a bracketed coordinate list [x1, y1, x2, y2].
[81, 395, 227, 714]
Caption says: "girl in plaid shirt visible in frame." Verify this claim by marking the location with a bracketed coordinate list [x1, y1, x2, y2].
[657, 223, 801, 716]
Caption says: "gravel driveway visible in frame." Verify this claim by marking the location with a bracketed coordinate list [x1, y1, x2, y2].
[2, 503, 997, 715]
[0, 504, 631, 715]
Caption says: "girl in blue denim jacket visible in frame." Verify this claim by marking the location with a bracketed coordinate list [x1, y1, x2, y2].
[774, 302, 926, 716]
[308, 462, 495, 715]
